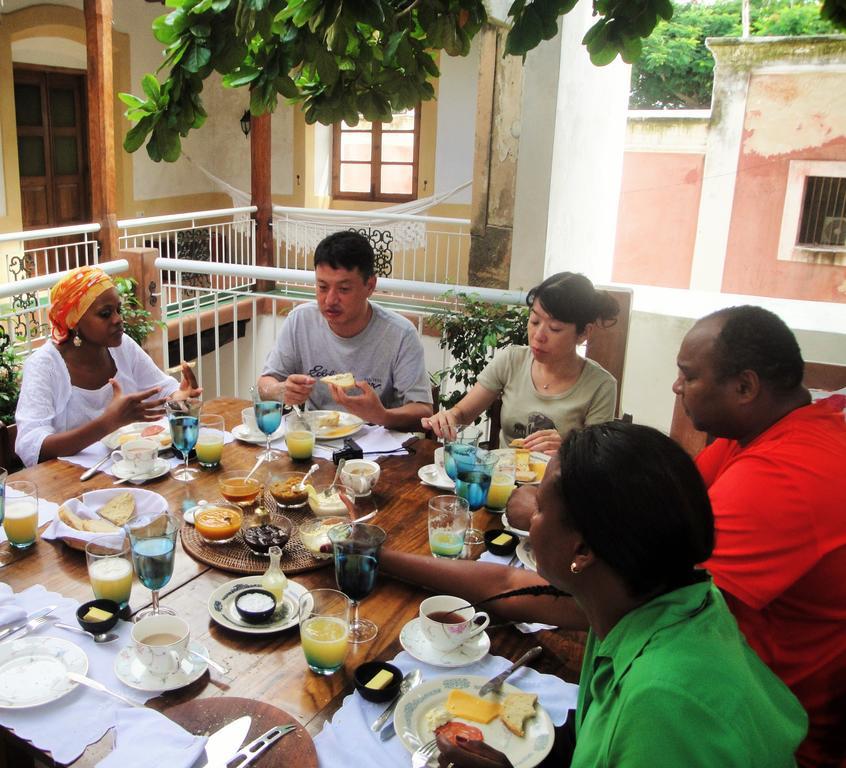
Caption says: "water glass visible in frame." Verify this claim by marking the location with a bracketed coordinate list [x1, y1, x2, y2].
[2, 480, 38, 550]
[86, 535, 133, 609]
[251, 386, 283, 462]
[454, 450, 499, 512]
[299, 588, 352, 676]
[196, 413, 225, 469]
[166, 398, 201, 482]
[285, 411, 315, 461]
[428, 495, 470, 559]
[328, 522, 386, 643]
[127, 514, 179, 621]
[442, 429, 481, 481]
[0, 467, 6, 531]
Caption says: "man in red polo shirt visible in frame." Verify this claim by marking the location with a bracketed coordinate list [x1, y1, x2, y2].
[674, 306, 846, 768]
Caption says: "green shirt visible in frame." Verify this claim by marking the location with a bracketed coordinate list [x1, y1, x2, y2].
[572, 579, 807, 768]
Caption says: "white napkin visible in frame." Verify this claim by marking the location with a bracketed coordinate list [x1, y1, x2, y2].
[0, 584, 27, 627]
[314, 650, 578, 768]
[42, 488, 168, 546]
[267, 424, 412, 461]
[0, 493, 59, 545]
[96, 708, 207, 768]
[0, 584, 165, 764]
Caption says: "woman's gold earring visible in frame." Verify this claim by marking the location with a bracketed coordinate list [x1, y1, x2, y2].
[72, 334, 82, 348]
[570, 562, 581, 574]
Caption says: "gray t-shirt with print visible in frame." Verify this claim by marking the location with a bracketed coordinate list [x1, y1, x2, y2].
[261, 301, 432, 411]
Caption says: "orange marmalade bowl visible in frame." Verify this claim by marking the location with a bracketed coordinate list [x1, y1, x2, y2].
[193, 502, 243, 544]
[218, 471, 262, 508]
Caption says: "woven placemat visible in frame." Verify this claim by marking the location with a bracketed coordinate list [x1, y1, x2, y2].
[180, 494, 332, 575]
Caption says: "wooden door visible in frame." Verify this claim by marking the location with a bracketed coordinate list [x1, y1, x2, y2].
[14, 66, 90, 230]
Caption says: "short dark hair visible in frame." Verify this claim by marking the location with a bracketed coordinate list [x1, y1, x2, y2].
[705, 306, 804, 392]
[314, 231, 375, 280]
[525, 272, 619, 334]
[556, 422, 714, 597]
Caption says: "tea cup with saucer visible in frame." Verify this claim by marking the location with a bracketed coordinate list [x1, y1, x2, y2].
[111, 439, 158, 476]
[131, 614, 190, 676]
[340, 459, 381, 496]
[419, 595, 490, 652]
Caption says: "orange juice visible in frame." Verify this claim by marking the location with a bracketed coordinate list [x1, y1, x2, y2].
[89, 557, 133, 604]
[485, 472, 516, 510]
[287, 430, 314, 460]
[300, 616, 349, 673]
[529, 459, 547, 481]
[196, 429, 224, 467]
[3, 498, 38, 548]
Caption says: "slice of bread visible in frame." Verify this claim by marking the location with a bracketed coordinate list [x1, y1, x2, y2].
[98, 492, 135, 526]
[322, 373, 356, 389]
[317, 411, 341, 427]
[58, 505, 119, 533]
[509, 438, 525, 448]
[499, 692, 537, 737]
[515, 469, 537, 483]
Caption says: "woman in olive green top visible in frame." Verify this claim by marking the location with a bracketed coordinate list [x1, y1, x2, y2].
[431, 424, 807, 768]
[423, 272, 619, 454]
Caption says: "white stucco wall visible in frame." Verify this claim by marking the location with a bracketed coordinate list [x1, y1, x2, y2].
[11, 36, 86, 68]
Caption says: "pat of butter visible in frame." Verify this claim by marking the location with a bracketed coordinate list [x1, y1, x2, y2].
[365, 669, 395, 690]
[83, 606, 113, 622]
[491, 533, 512, 546]
[446, 690, 500, 724]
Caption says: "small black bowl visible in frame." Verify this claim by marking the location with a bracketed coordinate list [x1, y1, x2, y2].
[484, 528, 518, 557]
[76, 599, 121, 633]
[234, 588, 277, 623]
[354, 661, 402, 703]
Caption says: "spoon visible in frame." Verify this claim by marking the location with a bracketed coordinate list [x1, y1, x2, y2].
[323, 458, 346, 498]
[296, 463, 320, 491]
[245, 454, 265, 481]
[55, 622, 119, 644]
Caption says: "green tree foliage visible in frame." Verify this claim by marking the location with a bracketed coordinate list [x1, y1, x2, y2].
[630, 0, 841, 109]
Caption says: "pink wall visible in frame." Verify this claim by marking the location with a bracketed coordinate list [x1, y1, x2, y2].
[612, 152, 703, 288]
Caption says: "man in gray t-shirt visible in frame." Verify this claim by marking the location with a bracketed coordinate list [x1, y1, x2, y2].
[258, 231, 433, 432]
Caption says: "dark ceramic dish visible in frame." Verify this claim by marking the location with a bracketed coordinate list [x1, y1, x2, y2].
[484, 528, 519, 557]
[354, 661, 403, 703]
[234, 588, 278, 623]
[76, 598, 121, 633]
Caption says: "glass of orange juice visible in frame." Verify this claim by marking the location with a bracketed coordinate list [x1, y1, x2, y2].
[486, 463, 516, 511]
[2, 480, 38, 550]
[86, 536, 133, 608]
[299, 588, 351, 675]
[286, 412, 315, 461]
[196, 413, 225, 469]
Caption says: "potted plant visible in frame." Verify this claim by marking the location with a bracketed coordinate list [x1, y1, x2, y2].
[114, 276, 162, 346]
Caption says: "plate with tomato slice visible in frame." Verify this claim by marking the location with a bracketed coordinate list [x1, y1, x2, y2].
[393, 675, 553, 768]
[102, 422, 172, 451]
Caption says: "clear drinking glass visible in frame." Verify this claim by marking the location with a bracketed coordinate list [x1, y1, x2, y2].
[442, 428, 481, 482]
[196, 413, 225, 469]
[0, 467, 6, 533]
[127, 514, 179, 621]
[86, 535, 133, 609]
[285, 411, 315, 461]
[251, 386, 283, 462]
[2, 480, 38, 550]
[166, 398, 201, 481]
[299, 588, 351, 675]
[328, 522, 387, 644]
[428, 494, 470, 559]
[485, 462, 517, 511]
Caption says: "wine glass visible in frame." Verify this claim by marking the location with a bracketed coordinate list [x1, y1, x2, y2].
[328, 522, 386, 644]
[166, 398, 201, 481]
[127, 514, 179, 621]
[251, 386, 283, 462]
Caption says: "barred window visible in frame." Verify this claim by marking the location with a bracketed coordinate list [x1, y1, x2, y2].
[797, 176, 846, 248]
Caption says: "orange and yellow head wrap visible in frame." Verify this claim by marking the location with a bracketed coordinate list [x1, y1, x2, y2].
[48, 266, 116, 344]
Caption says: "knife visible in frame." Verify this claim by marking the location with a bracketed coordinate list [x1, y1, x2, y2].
[196, 715, 252, 768]
[226, 724, 297, 768]
[478, 646, 543, 697]
[0, 606, 57, 643]
[371, 669, 422, 733]
[80, 454, 111, 481]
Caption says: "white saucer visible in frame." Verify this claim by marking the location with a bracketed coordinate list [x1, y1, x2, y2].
[399, 618, 490, 668]
[114, 639, 209, 692]
[231, 424, 284, 444]
[516, 538, 537, 571]
[501, 512, 529, 538]
[111, 458, 170, 484]
[417, 464, 454, 491]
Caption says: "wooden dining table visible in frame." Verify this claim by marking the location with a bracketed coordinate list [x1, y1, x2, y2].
[0, 398, 585, 768]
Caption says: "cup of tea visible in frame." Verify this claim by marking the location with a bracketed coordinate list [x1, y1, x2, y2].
[419, 595, 490, 652]
[339, 459, 381, 496]
[111, 438, 158, 475]
[131, 614, 190, 675]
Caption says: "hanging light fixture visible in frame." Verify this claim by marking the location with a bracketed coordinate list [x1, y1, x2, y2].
[240, 110, 251, 137]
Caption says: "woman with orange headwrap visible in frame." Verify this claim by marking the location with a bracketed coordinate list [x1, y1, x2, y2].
[15, 266, 201, 466]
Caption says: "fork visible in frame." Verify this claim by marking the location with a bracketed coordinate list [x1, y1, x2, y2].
[1, 616, 52, 643]
[411, 738, 439, 768]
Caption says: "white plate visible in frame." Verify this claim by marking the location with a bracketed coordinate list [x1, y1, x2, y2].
[0, 637, 88, 709]
[501, 513, 529, 538]
[418, 464, 455, 491]
[114, 639, 208, 692]
[399, 618, 490, 668]
[208, 576, 307, 634]
[103, 422, 172, 451]
[111, 458, 170, 484]
[490, 449, 550, 484]
[231, 423, 285, 444]
[393, 675, 554, 768]
[305, 411, 364, 441]
[516, 539, 537, 571]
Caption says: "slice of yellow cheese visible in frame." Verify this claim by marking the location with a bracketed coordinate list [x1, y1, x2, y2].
[365, 669, 395, 690]
[446, 690, 500, 724]
[83, 606, 113, 622]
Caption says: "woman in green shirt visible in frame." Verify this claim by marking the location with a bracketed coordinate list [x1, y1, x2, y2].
[434, 423, 807, 768]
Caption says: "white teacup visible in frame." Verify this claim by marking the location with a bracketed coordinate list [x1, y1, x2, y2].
[111, 438, 158, 474]
[241, 406, 260, 435]
[131, 614, 190, 676]
[340, 459, 381, 496]
[419, 595, 490, 652]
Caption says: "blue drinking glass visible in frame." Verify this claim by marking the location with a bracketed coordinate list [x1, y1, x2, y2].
[166, 398, 201, 482]
[128, 514, 179, 621]
[251, 386, 283, 462]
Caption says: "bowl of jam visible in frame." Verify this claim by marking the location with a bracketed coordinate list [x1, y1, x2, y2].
[243, 515, 293, 556]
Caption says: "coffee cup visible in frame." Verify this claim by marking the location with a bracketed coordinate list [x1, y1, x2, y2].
[111, 438, 158, 475]
[131, 614, 190, 675]
[241, 406, 260, 435]
[419, 595, 490, 652]
[340, 459, 381, 496]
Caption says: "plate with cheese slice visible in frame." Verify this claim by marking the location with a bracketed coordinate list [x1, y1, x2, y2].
[304, 410, 364, 440]
[490, 449, 550, 485]
[102, 422, 172, 451]
[393, 675, 553, 768]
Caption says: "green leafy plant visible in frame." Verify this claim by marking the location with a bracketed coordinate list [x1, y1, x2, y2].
[0, 332, 22, 427]
[430, 294, 529, 415]
[115, 277, 163, 346]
